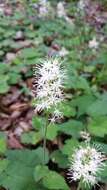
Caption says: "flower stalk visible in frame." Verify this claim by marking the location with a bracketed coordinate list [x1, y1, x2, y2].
[43, 112, 49, 165]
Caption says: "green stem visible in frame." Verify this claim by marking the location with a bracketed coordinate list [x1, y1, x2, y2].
[77, 180, 82, 190]
[43, 124, 48, 165]
[43, 113, 49, 165]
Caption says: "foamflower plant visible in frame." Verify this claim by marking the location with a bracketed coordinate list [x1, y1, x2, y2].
[68, 143, 106, 190]
[33, 57, 65, 163]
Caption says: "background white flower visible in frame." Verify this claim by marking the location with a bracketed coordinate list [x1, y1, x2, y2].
[78, 0, 86, 10]
[57, 2, 66, 18]
[88, 37, 99, 49]
[68, 144, 105, 186]
[57, 2, 74, 25]
[39, 0, 51, 18]
[59, 47, 69, 57]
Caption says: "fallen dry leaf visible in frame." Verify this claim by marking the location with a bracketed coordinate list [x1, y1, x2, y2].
[9, 102, 29, 111]
[7, 133, 23, 149]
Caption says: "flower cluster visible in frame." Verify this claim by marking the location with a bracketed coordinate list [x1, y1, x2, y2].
[80, 131, 91, 142]
[34, 57, 65, 119]
[68, 144, 105, 186]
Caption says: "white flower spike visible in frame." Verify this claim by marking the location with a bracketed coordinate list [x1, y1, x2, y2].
[57, 2, 66, 18]
[34, 57, 65, 119]
[68, 144, 105, 187]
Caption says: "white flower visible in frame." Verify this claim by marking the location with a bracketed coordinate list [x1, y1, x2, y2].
[0, 4, 4, 15]
[80, 131, 91, 142]
[65, 16, 74, 25]
[34, 57, 65, 115]
[88, 37, 99, 49]
[39, 0, 51, 18]
[57, 2, 66, 18]
[78, 0, 86, 10]
[59, 47, 69, 57]
[50, 109, 63, 123]
[57, 2, 74, 25]
[68, 144, 105, 186]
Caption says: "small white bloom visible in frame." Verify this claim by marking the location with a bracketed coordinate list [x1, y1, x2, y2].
[68, 144, 105, 186]
[80, 131, 91, 142]
[78, 0, 86, 10]
[88, 37, 99, 49]
[50, 109, 63, 123]
[34, 57, 65, 115]
[65, 16, 74, 25]
[0, 4, 4, 15]
[39, 0, 51, 18]
[59, 47, 69, 57]
[57, 2, 74, 25]
[57, 2, 66, 18]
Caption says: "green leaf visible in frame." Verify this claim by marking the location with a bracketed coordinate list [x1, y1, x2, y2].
[4, 30, 15, 38]
[0, 161, 40, 190]
[64, 64, 77, 89]
[70, 36, 81, 46]
[88, 117, 107, 137]
[0, 148, 49, 190]
[21, 131, 42, 145]
[0, 64, 9, 74]
[0, 50, 4, 56]
[0, 82, 9, 94]
[59, 102, 76, 117]
[0, 159, 9, 175]
[6, 147, 49, 166]
[0, 132, 7, 155]
[0, 75, 9, 94]
[32, 116, 46, 130]
[96, 52, 107, 65]
[71, 94, 96, 116]
[25, 31, 36, 38]
[61, 139, 79, 156]
[87, 93, 107, 117]
[43, 171, 69, 190]
[9, 72, 21, 84]
[76, 76, 90, 92]
[58, 120, 84, 138]
[20, 48, 37, 59]
[64, 64, 90, 92]
[46, 123, 59, 140]
[51, 150, 68, 169]
[34, 165, 49, 182]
